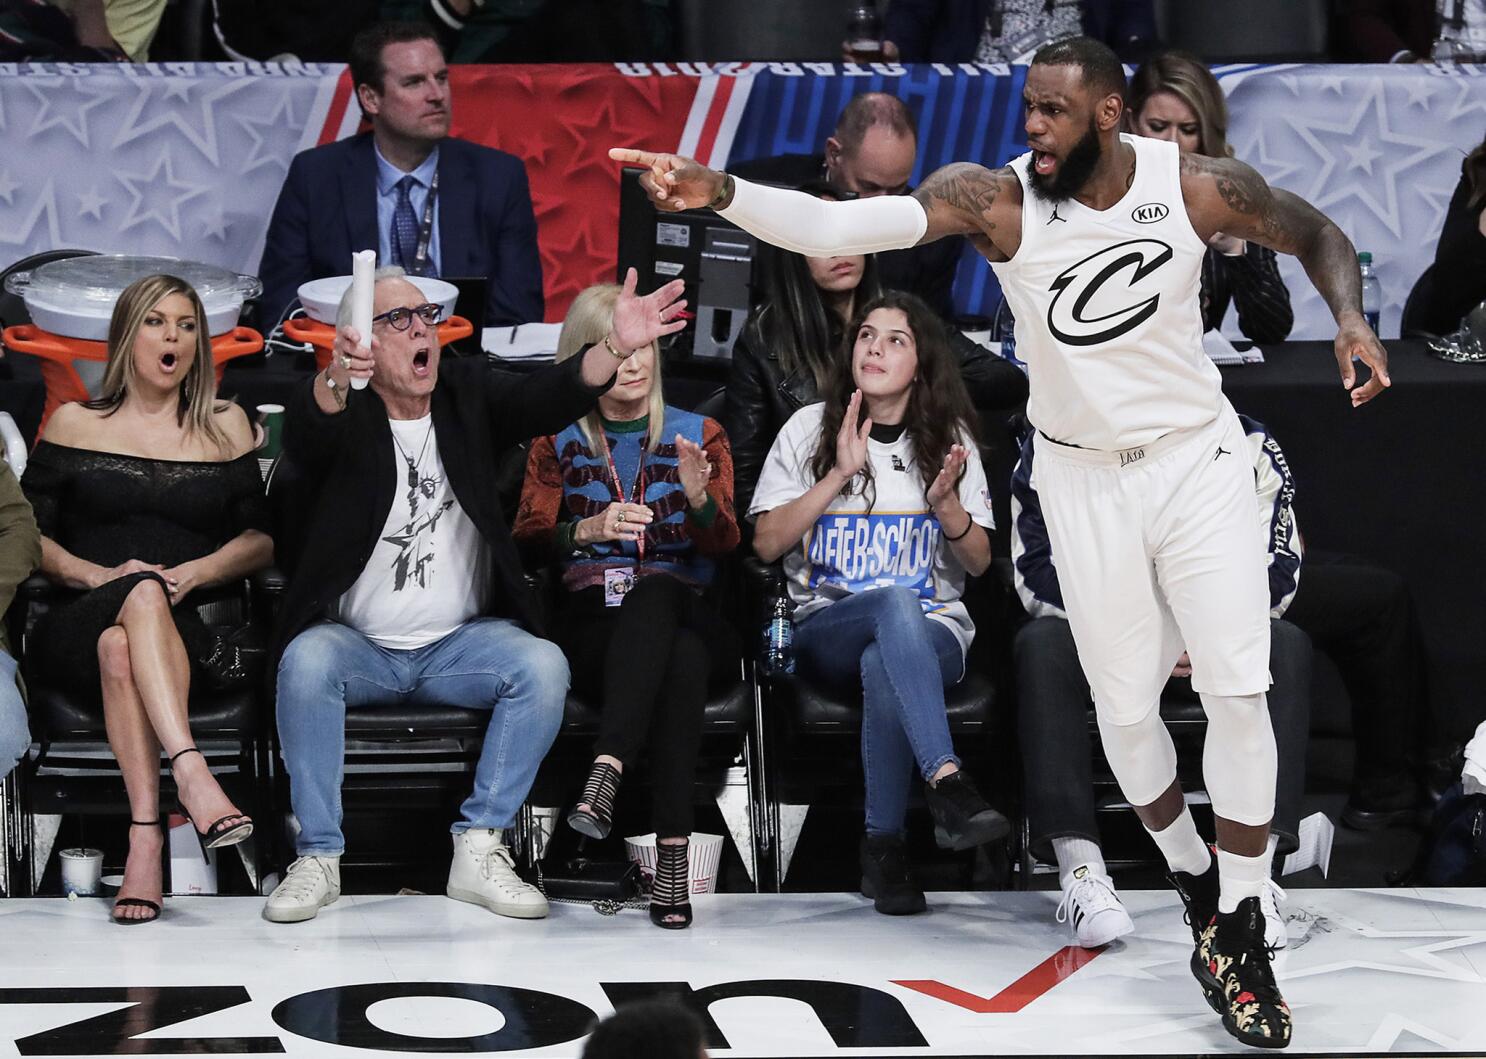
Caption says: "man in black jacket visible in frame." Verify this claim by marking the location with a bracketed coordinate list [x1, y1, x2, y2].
[263, 269, 685, 925]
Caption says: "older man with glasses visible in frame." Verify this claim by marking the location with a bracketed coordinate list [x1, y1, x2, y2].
[264, 266, 686, 924]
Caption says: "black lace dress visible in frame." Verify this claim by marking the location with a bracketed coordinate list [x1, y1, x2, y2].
[20, 442, 270, 702]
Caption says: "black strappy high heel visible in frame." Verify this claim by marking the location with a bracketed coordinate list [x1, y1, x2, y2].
[649, 838, 693, 929]
[169, 747, 253, 849]
[111, 819, 163, 925]
[567, 760, 622, 840]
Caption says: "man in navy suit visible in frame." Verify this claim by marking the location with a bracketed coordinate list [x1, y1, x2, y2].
[258, 21, 544, 329]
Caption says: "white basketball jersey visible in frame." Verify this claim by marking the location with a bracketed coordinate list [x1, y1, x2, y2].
[991, 134, 1221, 451]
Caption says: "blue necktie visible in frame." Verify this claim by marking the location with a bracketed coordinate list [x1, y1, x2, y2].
[392, 175, 423, 275]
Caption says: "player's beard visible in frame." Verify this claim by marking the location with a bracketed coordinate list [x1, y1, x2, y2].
[1028, 118, 1103, 202]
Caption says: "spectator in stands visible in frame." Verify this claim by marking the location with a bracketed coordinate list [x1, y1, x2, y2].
[513, 283, 740, 930]
[1341, 0, 1486, 62]
[404, 0, 673, 62]
[21, 274, 270, 923]
[1011, 414, 1308, 951]
[0, 0, 125, 59]
[1127, 51, 1294, 344]
[881, 0, 1157, 63]
[0, 461, 40, 784]
[258, 21, 543, 330]
[725, 180, 1028, 519]
[1404, 132, 1486, 336]
[730, 94, 967, 322]
[582, 1001, 708, 1059]
[263, 267, 686, 925]
[750, 291, 1003, 916]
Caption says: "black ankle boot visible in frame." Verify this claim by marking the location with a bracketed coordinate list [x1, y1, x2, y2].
[649, 839, 693, 929]
[860, 834, 926, 915]
[1167, 850, 1220, 946]
[567, 760, 622, 840]
[924, 770, 1010, 850]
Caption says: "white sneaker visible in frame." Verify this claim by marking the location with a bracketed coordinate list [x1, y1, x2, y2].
[1260, 878, 1288, 949]
[264, 855, 341, 923]
[1056, 864, 1136, 948]
[447, 828, 549, 920]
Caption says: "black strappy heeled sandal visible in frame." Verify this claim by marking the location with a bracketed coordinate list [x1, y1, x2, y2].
[169, 747, 254, 850]
[567, 760, 622, 840]
[649, 838, 693, 930]
[111, 819, 163, 925]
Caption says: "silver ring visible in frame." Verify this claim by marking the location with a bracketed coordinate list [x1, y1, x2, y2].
[340, 354, 352, 370]
[616, 510, 626, 523]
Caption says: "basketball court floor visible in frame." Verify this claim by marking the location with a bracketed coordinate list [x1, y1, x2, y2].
[0, 887, 1483, 1056]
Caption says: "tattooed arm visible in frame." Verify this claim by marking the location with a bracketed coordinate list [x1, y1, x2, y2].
[911, 162, 1024, 260]
[1181, 153, 1391, 406]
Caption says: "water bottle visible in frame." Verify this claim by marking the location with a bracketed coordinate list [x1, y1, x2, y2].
[761, 579, 795, 676]
[1358, 251, 1382, 335]
[844, 2, 884, 63]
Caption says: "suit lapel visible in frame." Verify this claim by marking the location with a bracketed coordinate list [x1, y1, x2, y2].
[437, 143, 475, 277]
[343, 135, 379, 258]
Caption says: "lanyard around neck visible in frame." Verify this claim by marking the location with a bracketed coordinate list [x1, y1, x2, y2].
[598, 430, 646, 564]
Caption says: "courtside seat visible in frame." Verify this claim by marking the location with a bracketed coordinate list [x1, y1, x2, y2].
[773, 670, 997, 735]
[560, 680, 752, 736]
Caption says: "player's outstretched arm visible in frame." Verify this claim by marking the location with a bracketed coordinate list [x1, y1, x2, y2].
[609, 147, 1000, 257]
[1181, 153, 1390, 407]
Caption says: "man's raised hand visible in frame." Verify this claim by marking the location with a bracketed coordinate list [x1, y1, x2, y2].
[608, 148, 726, 212]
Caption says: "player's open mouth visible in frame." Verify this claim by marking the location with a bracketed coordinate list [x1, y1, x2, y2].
[412, 348, 431, 375]
[1033, 150, 1057, 175]
[159, 352, 177, 373]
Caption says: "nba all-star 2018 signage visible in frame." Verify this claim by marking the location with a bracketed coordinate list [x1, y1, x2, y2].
[0, 62, 1475, 337]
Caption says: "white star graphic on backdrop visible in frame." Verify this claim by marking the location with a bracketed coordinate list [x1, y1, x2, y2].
[1417, 181, 1459, 238]
[161, 78, 196, 103]
[1402, 78, 1436, 109]
[1444, 77, 1486, 123]
[0, 170, 18, 206]
[1343, 138, 1384, 175]
[111, 77, 251, 166]
[116, 155, 210, 240]
[23, 76, 113, 149]
[201, 206, 230, 241]
[0, 180, 61, 249]
[1242, 123, 1307, 192]
[1315, 72, 1349, 96]
[233, 90, 297, 174]
[1286, 79, 1448, 239]
[76, 187, 108, 221]
[0, 88, 7, 131]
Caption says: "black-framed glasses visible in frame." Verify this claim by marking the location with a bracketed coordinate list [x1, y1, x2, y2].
[371, 302, 443, 331]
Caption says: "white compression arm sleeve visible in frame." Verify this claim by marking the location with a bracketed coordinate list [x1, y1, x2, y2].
[716, 176, 929, 256]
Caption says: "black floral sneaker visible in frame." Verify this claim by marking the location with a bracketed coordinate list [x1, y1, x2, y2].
[1196, 896, 1293, 1049]
[923, 770, 1009, 850]
[1166, 852, 1219, 946]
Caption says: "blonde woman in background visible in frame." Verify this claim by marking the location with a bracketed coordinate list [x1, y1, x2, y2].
[1126, 50, 1294, 343]
[22, 273, 272, 924]
[514, 283, 740, 929]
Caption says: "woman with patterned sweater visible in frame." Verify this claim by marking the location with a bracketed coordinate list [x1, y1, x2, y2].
[514, 283, 740, 929]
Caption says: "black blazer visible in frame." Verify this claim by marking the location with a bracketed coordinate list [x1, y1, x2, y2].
[257, 132, 544, 328]
[271, 354, 606, 662]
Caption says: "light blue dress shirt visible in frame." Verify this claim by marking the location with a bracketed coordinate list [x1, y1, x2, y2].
[373, 142, 443, 276]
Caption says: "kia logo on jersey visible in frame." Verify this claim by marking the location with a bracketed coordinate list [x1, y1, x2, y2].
[1132, 202, 1169, 223]
[1046, 238, 1174, 347]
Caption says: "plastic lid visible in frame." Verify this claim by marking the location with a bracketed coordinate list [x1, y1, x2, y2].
[1357, 251, 1373, 264]
[4, 255, 261, 316]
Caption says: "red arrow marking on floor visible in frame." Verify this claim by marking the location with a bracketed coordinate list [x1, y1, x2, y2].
[893, 945, 1104, 1014]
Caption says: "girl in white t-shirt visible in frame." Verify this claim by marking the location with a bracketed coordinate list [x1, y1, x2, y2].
[749, 292, 1005, 915]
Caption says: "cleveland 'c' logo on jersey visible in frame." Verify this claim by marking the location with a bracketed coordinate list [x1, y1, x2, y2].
[1046, 238, 1174, 347]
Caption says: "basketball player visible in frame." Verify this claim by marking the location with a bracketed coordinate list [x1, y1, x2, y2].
[613, 37, 1389, 1050]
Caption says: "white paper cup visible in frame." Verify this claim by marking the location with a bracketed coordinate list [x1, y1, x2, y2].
[623, 833, 726, 895]
[59, 848, 103, 896]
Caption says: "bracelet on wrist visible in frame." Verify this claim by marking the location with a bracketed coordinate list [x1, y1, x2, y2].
[603, 334, 632, 361]
[943, 513, 974, 542]
[710, 173, 735, 210]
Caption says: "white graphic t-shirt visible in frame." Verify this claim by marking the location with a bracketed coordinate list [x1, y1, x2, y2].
[749, 403, 996, 661]
[334, 416, 489, 649]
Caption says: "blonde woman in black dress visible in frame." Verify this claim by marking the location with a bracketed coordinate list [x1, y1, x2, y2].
[22, 274, 273, 923]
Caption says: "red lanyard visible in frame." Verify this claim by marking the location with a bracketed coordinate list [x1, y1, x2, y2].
[599, 431, 647, 564]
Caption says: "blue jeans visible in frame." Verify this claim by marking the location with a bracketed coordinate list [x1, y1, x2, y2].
[0, 651, 29, 780]
[276, 618, 568, 856]
[792, 587, 964, 838]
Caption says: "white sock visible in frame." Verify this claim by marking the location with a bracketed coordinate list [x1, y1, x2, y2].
[1217, 847, 1270, 914]
[1052, 836, 1107, 889]
[1145, 807, 1211, 876]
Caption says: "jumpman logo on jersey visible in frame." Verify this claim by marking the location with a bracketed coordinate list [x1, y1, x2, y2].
[1047, 204, 1067, 225]
[1213, 445, 1231, 461]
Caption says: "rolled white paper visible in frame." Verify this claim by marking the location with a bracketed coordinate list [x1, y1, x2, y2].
[350, 249, 376, 390]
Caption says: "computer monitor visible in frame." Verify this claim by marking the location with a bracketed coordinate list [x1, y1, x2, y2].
[616, 166, 757, 360]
